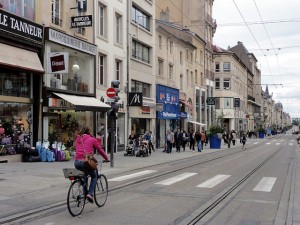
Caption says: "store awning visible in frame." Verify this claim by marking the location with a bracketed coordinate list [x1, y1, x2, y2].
[0, 43, 44, 73]
[53, 93, 111, 112]
[180, 99, 193, 111]
[188, 120, 206, 126]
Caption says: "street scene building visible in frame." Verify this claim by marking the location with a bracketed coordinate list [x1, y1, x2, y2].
[0, 0, 291, 162]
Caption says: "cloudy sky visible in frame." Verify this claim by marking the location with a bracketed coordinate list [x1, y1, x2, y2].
[213, 0, 300, 118]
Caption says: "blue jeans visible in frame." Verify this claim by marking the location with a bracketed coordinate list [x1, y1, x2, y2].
[74, 160, 97, 196]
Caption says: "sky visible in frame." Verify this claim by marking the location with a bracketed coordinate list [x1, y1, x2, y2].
[213, 0, 300, 119]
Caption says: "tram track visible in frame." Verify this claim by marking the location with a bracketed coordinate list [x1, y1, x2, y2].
[0, 136, 283, 224]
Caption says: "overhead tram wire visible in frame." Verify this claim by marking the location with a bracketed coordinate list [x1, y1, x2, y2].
[217, 18, 300, 27]
[252, 0, 282, 85]
[232, 0, 273, 82]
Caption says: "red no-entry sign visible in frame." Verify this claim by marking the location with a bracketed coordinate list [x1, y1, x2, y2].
[106, 87, 116, 98]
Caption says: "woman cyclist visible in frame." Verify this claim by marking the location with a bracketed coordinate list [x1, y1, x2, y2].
[74, 126, 110, 203]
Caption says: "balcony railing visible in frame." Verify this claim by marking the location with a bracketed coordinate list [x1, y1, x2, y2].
[52, 16, 62, 26]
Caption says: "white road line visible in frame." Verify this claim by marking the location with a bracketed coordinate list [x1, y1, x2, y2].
[289, 143, 294, 146]
[253, 142, 259, 145]
[276, 143, 280, 145]
[155, 172, 197, 185]
[253, 177, 277, 192]
[266, 143, 271, 145]
[197, 175, 231, 188]
[108, 170, 156, 181]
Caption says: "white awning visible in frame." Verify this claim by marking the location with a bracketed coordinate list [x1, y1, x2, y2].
[0, 43, 44, 73]
[188, 120, 206, 126]
[53, 92, 111, 112]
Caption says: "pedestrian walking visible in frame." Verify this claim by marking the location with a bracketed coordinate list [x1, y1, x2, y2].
[241, 133, 247, 149]
[181, 130, 188, 151]
[166, 129, 174, 153]
[227, 131, 233, 148]
[200, 130, 206, 150]
[189, 130, 195, 151]
[195, 130, 202, 152]
[148, 131, 155, 152]
[231, 130, 236, 145]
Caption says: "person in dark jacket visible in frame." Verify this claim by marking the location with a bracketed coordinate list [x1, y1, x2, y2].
[189, 130, 195, 151]
[194, 130, 202, 152]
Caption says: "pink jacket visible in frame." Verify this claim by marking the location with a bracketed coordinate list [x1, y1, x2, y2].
[75, 134, 109, 161]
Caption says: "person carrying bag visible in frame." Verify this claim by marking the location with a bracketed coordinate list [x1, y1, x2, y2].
[74, 126, 110, 203]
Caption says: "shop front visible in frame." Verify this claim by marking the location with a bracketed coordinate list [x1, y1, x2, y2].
[156, 85, 179, 148]
[42, 28, 110, 150]
[0, 9, 44, 159]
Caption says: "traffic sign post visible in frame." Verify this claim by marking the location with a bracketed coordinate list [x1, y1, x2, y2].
[106, 87, 116, 98]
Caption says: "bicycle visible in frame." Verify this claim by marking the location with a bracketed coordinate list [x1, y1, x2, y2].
[63, 160, 108, 217]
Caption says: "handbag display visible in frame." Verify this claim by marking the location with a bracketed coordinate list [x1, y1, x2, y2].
[81, 136, 98, 170]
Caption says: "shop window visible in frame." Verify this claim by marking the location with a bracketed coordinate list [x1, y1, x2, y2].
[0, 72, 30, 98]
[0, 103, 32, 148]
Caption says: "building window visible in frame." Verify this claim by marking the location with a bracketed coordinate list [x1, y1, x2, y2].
[215, 97, 220, 109]
[223, 62, 231, 72]
[132, 40, 150, 63]
[158, 58, 163, 76]
[98, 3, 107, 37]
[158, 35, 162, 50]
[131, 80, 150, 98]
[186, 69, 189, 87]
[195, 69, 198, 84]
[215, 62, 220, 72]
[190, 71, 193, 86]
[115, 13, 122, 44]
[186, 49, 189, 60]
[224, 97, 232, 109]
[190, 52, 193, 62]
[215, 78, 220, 89]
[52, 0, 61, 26]
[131, 6, 150, 31]
[169, 41, 173, 54]
[168, 64, 173, 80]
[223, 78, 230, 89]
[180, 51, 183, 64]
[116, 60, 121, 81]
[98, 54, 106, 86]
[180, 74, 183, 90]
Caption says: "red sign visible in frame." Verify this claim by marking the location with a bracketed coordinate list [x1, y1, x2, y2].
[106, 87, 116, 98]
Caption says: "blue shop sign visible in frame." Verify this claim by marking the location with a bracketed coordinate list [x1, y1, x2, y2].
[180, 112, 187, 118]
[158, 111, 179, 120]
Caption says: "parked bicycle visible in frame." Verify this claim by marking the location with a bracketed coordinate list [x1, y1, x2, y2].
[63, 160, 108, 217]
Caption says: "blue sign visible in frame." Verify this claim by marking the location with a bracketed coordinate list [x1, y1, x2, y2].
[180, 112, 187, 118]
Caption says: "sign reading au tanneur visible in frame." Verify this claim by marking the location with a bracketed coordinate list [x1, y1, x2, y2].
[71, 15, 92, 28]
[0, 9, 43, 44]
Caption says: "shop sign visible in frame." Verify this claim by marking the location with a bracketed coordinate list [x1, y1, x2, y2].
[141, 106, 150, 114]
[49, 98, 72, 108]
[71, 15, 92, 28]
[128, 92, 143, 106]
[207, 97, 216, 105]
[0, 9, 43, 44]
[47, 52, 69, 73]
[47, 28, 96, 55]
[180, 112, 187, 118]
[158, 111, 179, 119]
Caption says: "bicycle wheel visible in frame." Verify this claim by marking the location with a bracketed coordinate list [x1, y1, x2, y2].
[67, 179, 86, 216]
[94, 174, 108, 207]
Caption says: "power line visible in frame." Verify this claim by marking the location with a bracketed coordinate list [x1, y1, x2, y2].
[217, 18, 300, 27]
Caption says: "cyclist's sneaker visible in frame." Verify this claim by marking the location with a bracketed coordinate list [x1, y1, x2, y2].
[86, 194, 94, 203]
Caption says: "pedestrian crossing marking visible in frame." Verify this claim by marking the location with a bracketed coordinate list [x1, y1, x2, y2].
[155, 172, 197, 185]
[289, 143, 294, 145]
[266, 143, 271, 145]
[253, 177, 277, 192]
[253, 142, 259, 145]
[276, 143, 280, 145]
[108, 170, 156, 181]
[197, 175, 231, 188]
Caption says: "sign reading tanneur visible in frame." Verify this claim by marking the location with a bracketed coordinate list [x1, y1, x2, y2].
[71, 15, 92, 28]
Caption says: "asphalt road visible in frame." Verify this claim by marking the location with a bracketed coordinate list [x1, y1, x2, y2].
[1, 133, 300, 225]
